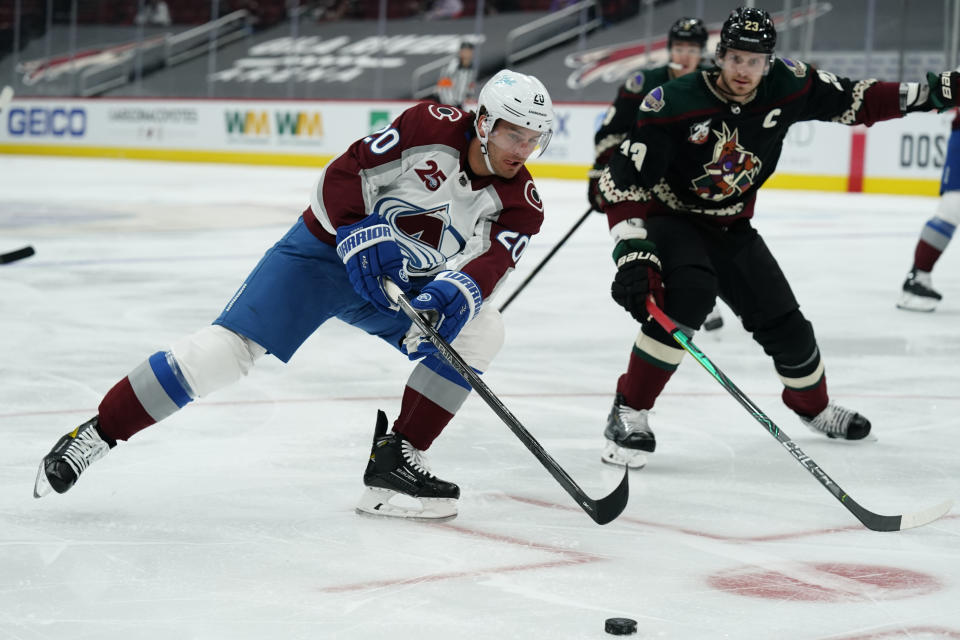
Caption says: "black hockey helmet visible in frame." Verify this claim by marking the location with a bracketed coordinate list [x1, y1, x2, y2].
[668, 17, 708, 49]
[717, 7, 777, 57]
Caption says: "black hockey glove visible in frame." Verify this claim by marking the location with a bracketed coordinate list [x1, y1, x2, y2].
[926, 71, 960, 111]
[611, 237, 664, 322]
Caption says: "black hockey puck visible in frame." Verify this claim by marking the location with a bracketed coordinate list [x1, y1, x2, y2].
[605, 617, 637, 635]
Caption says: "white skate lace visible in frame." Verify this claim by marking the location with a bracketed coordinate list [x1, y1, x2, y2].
[401, 440, 436, 478]
[63, 429, 109, 477]
[810, 403, 853, 436]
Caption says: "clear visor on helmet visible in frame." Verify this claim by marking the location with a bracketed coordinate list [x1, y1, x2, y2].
[486, 118, 552, 159]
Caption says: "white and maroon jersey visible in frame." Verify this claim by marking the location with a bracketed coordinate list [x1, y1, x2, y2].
[305, 102, 544, 300]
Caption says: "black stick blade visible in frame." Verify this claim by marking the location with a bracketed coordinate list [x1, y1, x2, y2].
[848, 496, 953, 532]
[585, 468, 630, 525]
[0, 246, 35, 264]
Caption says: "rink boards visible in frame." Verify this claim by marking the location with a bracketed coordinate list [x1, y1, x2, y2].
[0, 97, 953, 195]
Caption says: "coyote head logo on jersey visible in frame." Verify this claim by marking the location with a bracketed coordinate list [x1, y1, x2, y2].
[691, 123, 761, 201]
[374, 197, 467, 273]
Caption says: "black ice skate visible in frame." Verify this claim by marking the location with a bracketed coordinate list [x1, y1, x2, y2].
[897, 268, 942, 312]
[356, 410, 460, 520]
[34, 416, 115, 498]
[801, 402, 872, 441]
[601, 393, 654, 469]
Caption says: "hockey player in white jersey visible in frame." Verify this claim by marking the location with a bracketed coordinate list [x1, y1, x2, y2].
[34, 69, 555, 521]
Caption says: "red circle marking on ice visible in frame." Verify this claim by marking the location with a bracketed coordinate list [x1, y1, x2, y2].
[707, 563, 942, 602]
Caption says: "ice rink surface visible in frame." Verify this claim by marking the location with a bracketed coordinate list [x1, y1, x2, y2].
[1, 156, 959, 639]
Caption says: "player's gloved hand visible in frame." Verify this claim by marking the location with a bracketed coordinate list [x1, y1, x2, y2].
[336, 213, 411, 315]
[401, 270, 483, 359]
[926, 71, 960, 110]
[610, 224, 663, 322]
[587, 168, 604, 211]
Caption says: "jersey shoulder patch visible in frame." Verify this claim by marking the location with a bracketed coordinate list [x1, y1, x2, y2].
[639, 85, 666, 113]
[779, 57, 809, 79]
[624, 71, 646, 94]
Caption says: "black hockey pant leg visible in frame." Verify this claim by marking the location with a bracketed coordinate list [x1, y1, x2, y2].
[750, 309, 822, 383]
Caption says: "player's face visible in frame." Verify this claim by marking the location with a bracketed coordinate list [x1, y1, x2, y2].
[669, 42, 702, 77]
[716, 48, 769, 99]
[486, 119, 545, 178]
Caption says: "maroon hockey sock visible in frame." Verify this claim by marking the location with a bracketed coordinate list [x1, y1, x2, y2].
[913, 240, 943, 273]
[616, 350, 675, 411]
[781, 375, 829, 418]
[392, 386, 454, 451]
[97, 376, 157, 442]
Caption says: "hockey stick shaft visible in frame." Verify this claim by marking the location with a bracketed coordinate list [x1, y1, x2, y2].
[0, 245, 35, 264]
[499, 206, 593, 313]
[645, 296, 951, 531]
[386, 279, 629, 525]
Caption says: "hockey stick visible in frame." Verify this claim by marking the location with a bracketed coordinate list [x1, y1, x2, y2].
[499, 206, 594, 313]
[385, 279, 629, 525]
[645, 296, 952, 532]
[1, 89, 35, 268]
[0, 246, 35, 265]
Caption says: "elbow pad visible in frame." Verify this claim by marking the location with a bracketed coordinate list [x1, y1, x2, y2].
[900, 82, 931, 113]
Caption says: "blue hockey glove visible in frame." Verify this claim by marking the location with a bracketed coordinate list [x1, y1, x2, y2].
[401, 270, 483, 359]
[336, 213, 411, 315]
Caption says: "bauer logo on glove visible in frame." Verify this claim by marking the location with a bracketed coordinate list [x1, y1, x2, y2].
[615, 250, 662, 270]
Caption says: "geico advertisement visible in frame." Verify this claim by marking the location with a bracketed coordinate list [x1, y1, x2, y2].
[2, 102, 197, 144]
[5, 105, 88, 138]
[0, 100, 414, 153]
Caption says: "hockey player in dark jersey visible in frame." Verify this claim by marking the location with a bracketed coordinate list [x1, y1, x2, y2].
[33, 69, 555, 521]
[590, 16, 725, 332]
[596, 6, 960, 470]
[588, 17, 709, 212]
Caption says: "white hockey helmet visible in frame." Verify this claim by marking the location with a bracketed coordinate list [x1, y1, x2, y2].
[475, 69, 554, 167]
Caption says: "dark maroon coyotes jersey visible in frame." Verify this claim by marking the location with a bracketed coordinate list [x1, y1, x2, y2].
[307, 102, 545, 299]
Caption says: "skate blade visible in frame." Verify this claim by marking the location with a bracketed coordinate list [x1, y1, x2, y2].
[355, 487, 458, 521]
[601, 442, 648, 470]
[896, 292, 939, 312]
[803, 424, 879, 443]
[33, 461, 53, 498]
